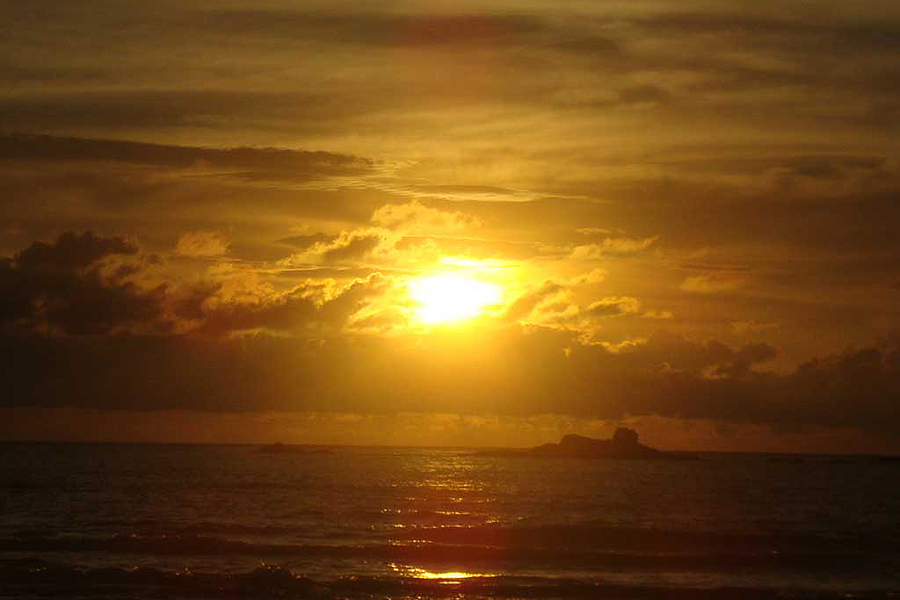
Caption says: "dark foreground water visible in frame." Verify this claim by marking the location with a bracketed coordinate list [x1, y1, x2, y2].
[2, 443, 899, 599]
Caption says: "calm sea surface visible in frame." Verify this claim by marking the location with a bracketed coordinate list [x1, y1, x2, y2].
[2, 443, 899, 598]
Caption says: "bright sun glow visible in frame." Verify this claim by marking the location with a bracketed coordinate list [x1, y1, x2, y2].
[409, 273, 502, 325]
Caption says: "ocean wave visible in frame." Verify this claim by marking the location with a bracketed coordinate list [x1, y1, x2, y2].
[390, 522, 900, 553]
[2, 532, 891, 572]
[13, 520, 897, 553]
[0, 559, 896, 600]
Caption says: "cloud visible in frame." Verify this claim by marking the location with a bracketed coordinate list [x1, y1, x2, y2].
[181, 11, 546, 49]
[315, 230, 392, 264]
[575, 227, 615, 236]
[0, 231, 166, 335]
[0, 230, 395, 338]
[0, 234, 895, 440]
[0, 133, 373, 183]
[4, 322, 900, 440]
[1, 1, 900, 450]
[371, 200, 481, 232]
[618, 84, 670, 105]
[680, 274, 745, 293]
[503, 278, 669, 329]
[194, 273, 387, 336]
[584, 296, 643, 318]
[570, 236, 659, 260]
[274, 201, 482, 269]
[731, 320, 779, 334]
[175, 231, 229, 257]
[0, 90, 383, 137]
[503, 280, 567, 322]
[570, 267, 607, 284]
[566, 295, 673, 324]
[642, 309, 674, 320]
[277, 233, 335, 250]
[13, 230, 137, 271]
[278, 229, 398, 267]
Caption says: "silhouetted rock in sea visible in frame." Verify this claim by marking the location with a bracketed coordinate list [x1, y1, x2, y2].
[476, 428, 693, 460]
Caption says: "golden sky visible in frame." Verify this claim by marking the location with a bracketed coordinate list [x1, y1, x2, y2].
[1, 0, 899, 452]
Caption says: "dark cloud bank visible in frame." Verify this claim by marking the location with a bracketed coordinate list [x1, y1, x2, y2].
[0, 133, 373, 183]
[2, 231, 898, 438]
[0, 231, 164, 336]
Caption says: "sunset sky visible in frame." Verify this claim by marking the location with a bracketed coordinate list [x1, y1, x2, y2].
[2, 0, 899, 452]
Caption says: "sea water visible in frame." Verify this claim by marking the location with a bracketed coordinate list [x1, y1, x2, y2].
[2, 442, 899, 598]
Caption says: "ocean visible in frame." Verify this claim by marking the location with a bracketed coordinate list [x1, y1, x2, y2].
[2, 442, 899, 599]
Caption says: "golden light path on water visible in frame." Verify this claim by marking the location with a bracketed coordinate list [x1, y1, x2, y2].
[390, 563, 489, 583]
[387, 451, 499, 585]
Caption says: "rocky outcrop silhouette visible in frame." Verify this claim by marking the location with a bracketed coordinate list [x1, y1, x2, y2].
[476, 428, 691, 459]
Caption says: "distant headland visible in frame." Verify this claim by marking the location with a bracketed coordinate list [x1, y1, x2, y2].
[475, 428, 694, 460]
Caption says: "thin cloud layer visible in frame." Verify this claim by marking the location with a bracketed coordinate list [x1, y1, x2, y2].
[175, 231, 230, 257]
[0, 133, 374, 183]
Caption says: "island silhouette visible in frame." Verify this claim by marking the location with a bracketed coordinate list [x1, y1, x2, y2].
[476, 428, 693, 459]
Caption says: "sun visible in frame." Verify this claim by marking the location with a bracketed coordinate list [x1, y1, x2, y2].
[409, 273, 502, 325]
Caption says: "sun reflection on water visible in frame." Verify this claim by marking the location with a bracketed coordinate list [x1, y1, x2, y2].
[389, 563, 489, 584]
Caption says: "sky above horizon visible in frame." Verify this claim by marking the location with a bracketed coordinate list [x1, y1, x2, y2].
[2, 0, 899, 452]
